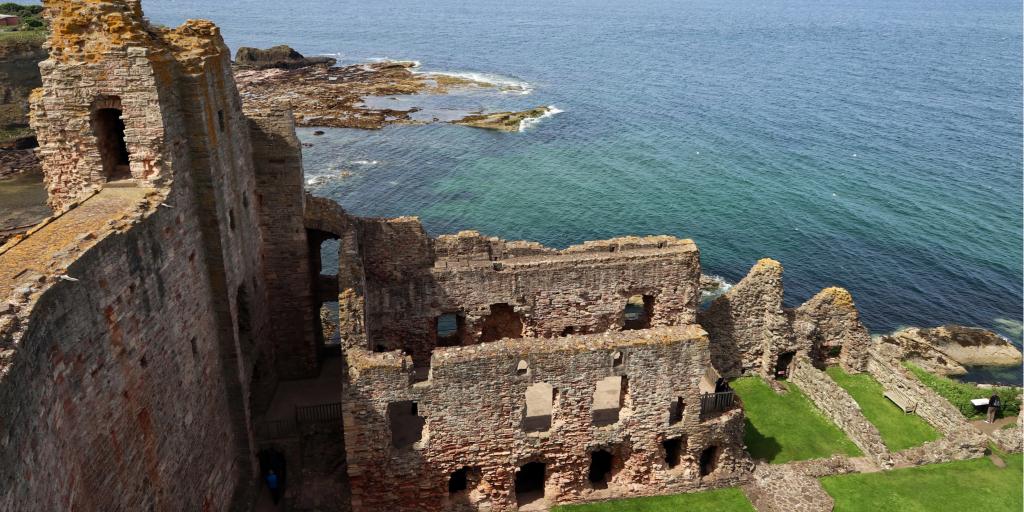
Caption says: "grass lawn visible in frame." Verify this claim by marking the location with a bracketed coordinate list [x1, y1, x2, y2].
[552, 487, 755, 512]
[826, 367, 941, 451]
[731, 376, 861, 463]
[821, 453, 1023, 512]
[904, 363, 1021, 420]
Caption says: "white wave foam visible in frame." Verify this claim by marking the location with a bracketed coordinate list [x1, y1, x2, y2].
[518, 106, 564, 132]
[700, 275, 733, 302]
[419, 70, 534, 95]
[351, 160, 380, 166]
[366, 57, 421, 68]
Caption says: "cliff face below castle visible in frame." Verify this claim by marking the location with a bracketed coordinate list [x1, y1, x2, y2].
[0, 33, 45, 151]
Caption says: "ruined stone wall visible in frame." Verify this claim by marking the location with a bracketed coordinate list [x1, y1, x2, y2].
[248, 108, 318, 380]
[699, 259, 872, 378]
[866, 350, 971, 437]
[699, 259, 791, 377]
[362, 230, 703, 367]
[0, 2, 300, 508]
[0, 184, 245, 511]
[789, 356, 892, 468]
[343, 326, 749, 512]
[792, 288, 870, 372]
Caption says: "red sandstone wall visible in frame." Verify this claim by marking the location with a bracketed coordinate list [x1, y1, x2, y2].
[361, 230, 703, 367]
[0, 184, 241, 511]
[343, 326, 749, 511]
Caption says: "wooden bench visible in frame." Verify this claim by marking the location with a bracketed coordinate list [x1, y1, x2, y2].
[884, 388, 917, 414]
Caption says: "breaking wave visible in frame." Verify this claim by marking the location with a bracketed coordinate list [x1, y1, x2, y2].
[518, 106, 563, 132]
[700, 275, 733, 304]
[421, 70, 534, 95]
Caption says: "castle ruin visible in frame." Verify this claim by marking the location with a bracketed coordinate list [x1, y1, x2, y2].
[2, 2, 995, 511]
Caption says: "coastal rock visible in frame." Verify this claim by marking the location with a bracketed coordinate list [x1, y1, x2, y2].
[451, 106, 550, 132]
[234, 59, 488, 130]
[0, 31, 45, 150]
[882, 325, 1023, 372]
[234, 45, 336, 69]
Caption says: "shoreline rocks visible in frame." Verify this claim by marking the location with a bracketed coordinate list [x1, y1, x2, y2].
[235, 59, 490, 130]
[451, 106, 551, 132]
[234, 45, 336, 70]
[879, 324, 1023, 376]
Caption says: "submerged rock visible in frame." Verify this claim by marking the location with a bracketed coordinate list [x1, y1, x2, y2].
[451, 107, 551, 132]
[234, 45, 336, 70]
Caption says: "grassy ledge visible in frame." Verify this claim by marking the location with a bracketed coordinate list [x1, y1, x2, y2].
[826, 367, 940, 451]
[904, 362, 1021, 419]
[731, 376, 861, 463]
[552, 487, 756, 512]
[821, 453, 1023, 512]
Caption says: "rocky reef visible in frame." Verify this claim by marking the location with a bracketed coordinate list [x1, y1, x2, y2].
[880, 325, 1024, 376]
[451, 106, 552, 131]
[234, 44, 336, 69]
[235, 60, 493, 129]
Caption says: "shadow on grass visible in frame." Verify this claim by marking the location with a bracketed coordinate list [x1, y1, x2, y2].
[743, 418, 781, 462]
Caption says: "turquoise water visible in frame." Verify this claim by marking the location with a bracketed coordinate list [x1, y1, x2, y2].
[141, 0, 1022, 342]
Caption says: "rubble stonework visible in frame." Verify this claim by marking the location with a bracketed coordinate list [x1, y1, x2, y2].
[866, 348, 988, 464]
[698, 259, 873, 379]
[343, 326, 750, 511]
[789, 356, 893, 468]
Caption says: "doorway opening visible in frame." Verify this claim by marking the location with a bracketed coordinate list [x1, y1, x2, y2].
[775, 351, 796, 380]
[91, 101, 131, 181]
[515, 462, 546, 509]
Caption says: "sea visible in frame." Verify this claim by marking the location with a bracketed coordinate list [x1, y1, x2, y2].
[136, 0, 1022, 378]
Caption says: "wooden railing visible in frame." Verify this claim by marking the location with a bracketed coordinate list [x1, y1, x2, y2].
[255, 402, 343, 440]
[295, 402, 343, 424]
[700, 391, 736, 420]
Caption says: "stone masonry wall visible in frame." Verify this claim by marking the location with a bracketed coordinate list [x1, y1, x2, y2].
[248, 108, 318, 380]
[0, 184, 243, 511]
[866, 348, 987, 465]
[699, 259, 872, 379]
[343, 325, 749, 511]
[789, 356, 892, 468]
[362, 229, 703, 367]
[699, 259, 791, 377]
[0, 2, 302, 509]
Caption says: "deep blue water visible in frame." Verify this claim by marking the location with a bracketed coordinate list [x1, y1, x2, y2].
[139, 0, 1022, 344]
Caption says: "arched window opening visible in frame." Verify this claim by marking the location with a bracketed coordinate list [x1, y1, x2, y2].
[320, 237, 340, 276]
[448, 466, 480, 495]
[387, 400, 424, 449]
[623, 294, 654, 330]
[91, 101, 131, 181]
[523, 382, 554, 432]
[478, 303, 524, 343]
[516, 360, 529, 376]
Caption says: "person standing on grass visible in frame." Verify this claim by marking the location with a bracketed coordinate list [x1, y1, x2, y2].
[986, 393, 1001, 423]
